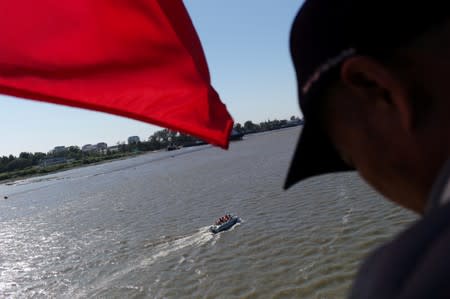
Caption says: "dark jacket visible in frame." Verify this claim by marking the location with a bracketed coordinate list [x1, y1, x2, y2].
[349, 161, 450, 299]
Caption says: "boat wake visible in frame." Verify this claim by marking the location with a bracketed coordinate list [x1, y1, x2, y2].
[141, 226, 215, 267]
[73, 226, 217, 298]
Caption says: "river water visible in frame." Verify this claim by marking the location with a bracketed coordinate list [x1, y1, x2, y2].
[0, 127, 416, 298]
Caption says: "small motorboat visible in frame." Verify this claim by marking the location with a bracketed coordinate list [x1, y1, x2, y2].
[210, 214, 240, 234]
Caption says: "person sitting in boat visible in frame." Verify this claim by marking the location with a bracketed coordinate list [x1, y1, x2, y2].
[216, 215, 229, 225]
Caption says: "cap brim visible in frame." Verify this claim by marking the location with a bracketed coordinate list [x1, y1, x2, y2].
[284, 120, 353, 189]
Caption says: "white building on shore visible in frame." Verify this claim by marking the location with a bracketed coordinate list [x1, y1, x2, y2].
[81, 142, 108, 153]
[128, 136, 140, 144]
[52, 146, 66, 153]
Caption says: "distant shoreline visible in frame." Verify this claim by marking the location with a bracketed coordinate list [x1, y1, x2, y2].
[0, 151, 150, 185]
[0, 125, 302, 185]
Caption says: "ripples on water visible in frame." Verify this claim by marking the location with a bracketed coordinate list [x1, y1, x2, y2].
[0, 128, 417, 298]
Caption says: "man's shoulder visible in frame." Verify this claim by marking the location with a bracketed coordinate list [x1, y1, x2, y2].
[349, 202, 450, 299]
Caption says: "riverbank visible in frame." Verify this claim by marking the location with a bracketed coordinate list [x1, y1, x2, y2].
[0, 125, 303, 185]
[0, 151, 146, 184]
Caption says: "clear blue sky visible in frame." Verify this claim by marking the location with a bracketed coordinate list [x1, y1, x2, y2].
[0, 1, 303, 156]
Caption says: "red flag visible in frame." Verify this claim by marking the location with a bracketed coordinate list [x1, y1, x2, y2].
[0, 0, 233, 148]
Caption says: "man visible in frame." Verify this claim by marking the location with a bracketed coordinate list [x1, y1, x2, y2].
[285, 0, 450, 298]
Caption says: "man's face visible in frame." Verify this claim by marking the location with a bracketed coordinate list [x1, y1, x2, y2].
[322, 76, 436, 214]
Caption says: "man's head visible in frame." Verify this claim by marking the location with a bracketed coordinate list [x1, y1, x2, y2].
[285, 0, 450, 213]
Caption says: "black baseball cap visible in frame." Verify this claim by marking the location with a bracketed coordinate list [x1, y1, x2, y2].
[284, 0, 450, 189]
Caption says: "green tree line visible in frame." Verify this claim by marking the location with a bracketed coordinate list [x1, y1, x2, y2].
[0, 116, 302, 175]
[236, 115, 302, 134]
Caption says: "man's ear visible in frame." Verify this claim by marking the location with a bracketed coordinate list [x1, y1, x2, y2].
[340, 56, 413, 132]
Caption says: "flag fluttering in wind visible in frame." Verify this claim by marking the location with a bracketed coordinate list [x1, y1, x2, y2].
[0, 0, 233, 148]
